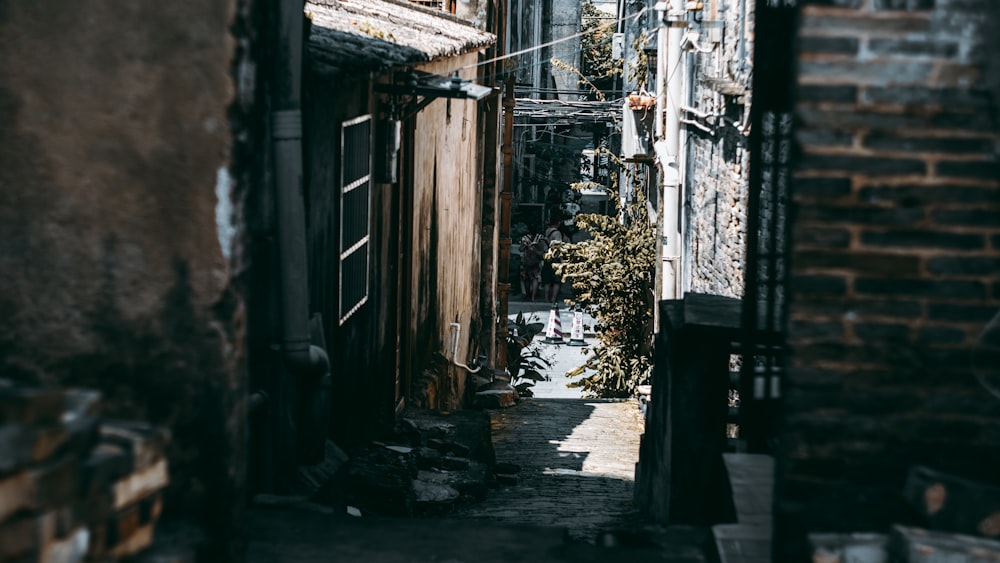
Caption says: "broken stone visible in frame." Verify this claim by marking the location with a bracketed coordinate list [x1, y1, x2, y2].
[416, 462, 488, 502]
[384, 445, 413, 454]
[345, 446, 417, 516]
[474, 385, 519, 409]
[441, 456, 470, 470]
[413, 479, 459, 505]
[415, 447, 442, 469]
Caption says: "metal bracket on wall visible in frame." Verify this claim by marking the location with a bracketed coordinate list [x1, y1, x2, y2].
[376, 69, 496, 121]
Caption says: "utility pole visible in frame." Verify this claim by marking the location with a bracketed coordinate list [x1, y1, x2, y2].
[497, 73, 515, 375]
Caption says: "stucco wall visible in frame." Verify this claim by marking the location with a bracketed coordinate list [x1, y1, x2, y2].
[0, 0, 244, 557]
[409, 53, 486, 410]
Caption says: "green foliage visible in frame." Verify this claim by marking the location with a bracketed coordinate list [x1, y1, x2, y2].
[627, 32, 651, 91]
[549, 173, 656, 398]
[506, 313, 551, 396]
[580, 1, 621, 95]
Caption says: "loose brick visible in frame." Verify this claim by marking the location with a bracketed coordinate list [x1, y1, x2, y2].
[850, 299, 923, 319]
[935, 161, 1000, 180]
[791, 274, 848, 295]
[801, 14, 931, 33]
[863, 133, 993, 155]
[793, 226, 851, 247]
[797, 84, 858, 104]
[799, 61, 933, 87]
[873, 0, 934, 9]
[917, 326, 966, 344]
[928, 303, 1000, 322]
[861, 230, 984, 250]
[786, 367, 846, 387]
[868, 38, 957, 57]
[798, 129, 854, 148]
[927, 256, 1000, 275]
[793, 177, 851, 198]
[932, 112, 998, 132]
[798, 107, 935, 132]
[799, 36, 859, 55]
[853, 322, 911, 342]
[859, 184, 1000, 205]
[794, 250, 921, 276]
[797, 205, 925, 226]
[790, 320, 844, 340]
[799, 153, 926, 176]
[800, 0, 862, 7]
[862, 87, 992, 110]
[856, 278, 986, 299]
[931, 208, 1000, 227]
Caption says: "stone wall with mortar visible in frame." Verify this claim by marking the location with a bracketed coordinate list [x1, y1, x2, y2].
[683, 0, 754, 298]
[778, 0, 1000, 557]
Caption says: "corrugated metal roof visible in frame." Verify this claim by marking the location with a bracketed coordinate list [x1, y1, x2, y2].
[307, 0, 495, 77]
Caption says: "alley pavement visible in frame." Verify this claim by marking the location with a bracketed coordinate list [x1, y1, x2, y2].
[451, 398, 644, 541]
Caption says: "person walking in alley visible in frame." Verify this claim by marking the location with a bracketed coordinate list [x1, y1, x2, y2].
[541, 214, 565, 303]
[519, 230, 545, 301]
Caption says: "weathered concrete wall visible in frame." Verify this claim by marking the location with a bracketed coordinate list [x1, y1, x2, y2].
[0, 0, 245, 558]
[409, 54, 486, 410]
[779, 0, 1000, 557]
[683, 0, 753, 299]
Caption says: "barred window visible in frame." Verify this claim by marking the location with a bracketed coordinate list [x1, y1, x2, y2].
[339, 115, 371, 324]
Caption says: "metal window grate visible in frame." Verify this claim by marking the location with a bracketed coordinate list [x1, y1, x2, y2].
[340, 115, 372, 324]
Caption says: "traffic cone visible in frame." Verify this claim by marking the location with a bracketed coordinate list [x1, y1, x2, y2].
[543, 304, 564, 344]
[568, 306, 586, 346]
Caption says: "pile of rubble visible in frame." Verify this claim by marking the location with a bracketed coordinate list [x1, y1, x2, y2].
[345, 407, 515, 517]
[811, 466, 1000, 562]
[0, 381, 169, 562]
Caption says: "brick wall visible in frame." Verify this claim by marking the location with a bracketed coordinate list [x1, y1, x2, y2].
[683, 1, 753, 298]
[779, 0, 1000, 555]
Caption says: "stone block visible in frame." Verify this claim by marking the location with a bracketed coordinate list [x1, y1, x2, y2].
[853, 323, 911, 342]
[869, 38, 957, 57]
[799, 153, 927, 176]
[793, 177, 852, 198]
[872, 0, 935, 10]
[936, 161, 1000, 181]
[791, 275, 848, 295]
[932, 209, 1000, 229]
[800, 61, 934, 87]
[794, 250, 921, 276]
[917, 327, 967, 345]
[859, 184, 1000, 205]
[799, 36, 860, 55]
[855, 278, 986, 299]
[863, 133, 993, 154]
[860, 230, 985, 250]
[927, 257, 1000, 276]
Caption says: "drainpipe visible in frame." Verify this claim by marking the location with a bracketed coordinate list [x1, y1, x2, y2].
[271, 0, 330, 464]
[657, 0, 684, 301]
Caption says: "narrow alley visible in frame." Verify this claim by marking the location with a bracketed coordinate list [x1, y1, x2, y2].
[452, 398, 645, 541]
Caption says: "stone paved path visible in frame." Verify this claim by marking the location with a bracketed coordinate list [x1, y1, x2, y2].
[452, 398, 646, 543]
